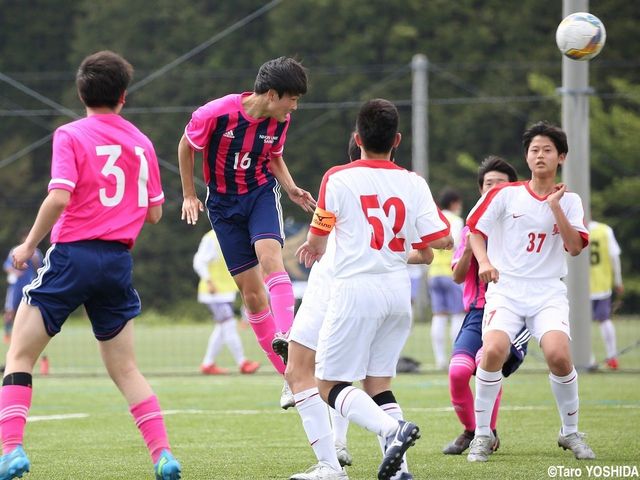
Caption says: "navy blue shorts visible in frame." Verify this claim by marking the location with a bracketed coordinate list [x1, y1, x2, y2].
[206, 178, 284, 275]
[591, 297, 612, 322]
[24, 241, 140, 340]
[452, 308, 529, 378]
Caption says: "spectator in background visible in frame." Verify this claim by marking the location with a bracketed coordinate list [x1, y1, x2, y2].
[2, 232, 43, 344]
[428, 188, 465, 370]
[588, 220, 624, 370]
[193, 230, 260, 375]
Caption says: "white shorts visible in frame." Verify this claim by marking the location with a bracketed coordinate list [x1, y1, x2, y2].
[288, 277, 327, 351]
[315, 270, 412, 382]
[482, 276, 571, 344]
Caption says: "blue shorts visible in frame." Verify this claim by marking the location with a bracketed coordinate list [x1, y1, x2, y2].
[591, 297, 612, 322]
[452, 307, 529, 378]
[429, 276, 464, 313]
[206, 178, 284, 275]
[24, 241, 140, 340]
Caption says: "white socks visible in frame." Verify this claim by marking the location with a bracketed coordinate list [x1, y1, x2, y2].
[334, 386, 398, 438]
[296, 388, 341, 471]
[474, 367, 503, 437]
[600, 320, 617, 359]
[549, 368, 579, 435]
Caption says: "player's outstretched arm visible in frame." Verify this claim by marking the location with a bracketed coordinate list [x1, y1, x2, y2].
[178, 134, 203, 225]
[269, 155, 316, 213]
[12, 189, 70, 269]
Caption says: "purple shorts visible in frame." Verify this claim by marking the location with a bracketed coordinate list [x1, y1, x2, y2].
[429, 276, 464, 314]
[592, 297, 612, 322]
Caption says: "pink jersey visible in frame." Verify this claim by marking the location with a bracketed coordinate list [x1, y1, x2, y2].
[451, 225, 486, 311]
[311, 159, 450, 279]
[467, 181, 588, 279]
[184, 92, 289, 195]
[49, 114, 164, 248]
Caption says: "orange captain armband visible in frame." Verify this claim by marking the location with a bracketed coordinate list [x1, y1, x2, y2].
[310, 207, 336, 233]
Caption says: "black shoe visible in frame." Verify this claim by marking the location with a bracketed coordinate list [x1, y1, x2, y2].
[272, 333, 289, 365]
[378, 421, 420, 480]
[442, 430, 474, 454]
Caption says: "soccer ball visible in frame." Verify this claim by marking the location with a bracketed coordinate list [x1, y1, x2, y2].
[555, 12, 606, 61]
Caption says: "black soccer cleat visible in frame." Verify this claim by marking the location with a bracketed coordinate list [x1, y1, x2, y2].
[272, 333, 289, 365]
[378, 421, 420, 480]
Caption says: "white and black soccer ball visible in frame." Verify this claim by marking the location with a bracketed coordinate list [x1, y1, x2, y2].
[556, 12, 606, 61]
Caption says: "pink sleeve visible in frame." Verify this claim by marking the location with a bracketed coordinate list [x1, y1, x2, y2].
[48, 129, 77, 193]
[271, 117, 290, 157]
[451, 226, 470, 268]
[185, 104, 217, 151]
[145, 142, 165, 206]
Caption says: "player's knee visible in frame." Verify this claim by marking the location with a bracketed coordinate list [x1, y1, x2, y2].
[547, 353, 573, 376]
[481, 343, 509, 368]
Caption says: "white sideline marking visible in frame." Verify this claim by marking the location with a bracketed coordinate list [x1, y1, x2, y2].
[163, 409, 262, 416]
[28, 413, 89, 423]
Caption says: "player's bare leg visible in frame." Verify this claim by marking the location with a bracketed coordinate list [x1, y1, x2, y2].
[100, 322, 181, 478]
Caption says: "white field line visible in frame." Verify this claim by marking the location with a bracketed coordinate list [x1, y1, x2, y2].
[28, 413, 89, 422]
[24, 403, 640, 423]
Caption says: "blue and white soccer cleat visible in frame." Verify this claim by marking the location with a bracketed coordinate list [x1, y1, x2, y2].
[0, 446, 30, 480]
[154, 449, 181, 480]
[378, 421, 420, 480]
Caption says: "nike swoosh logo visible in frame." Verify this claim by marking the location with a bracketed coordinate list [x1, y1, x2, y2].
[512, 214, 525, 218]
[568, 410, 578, 416]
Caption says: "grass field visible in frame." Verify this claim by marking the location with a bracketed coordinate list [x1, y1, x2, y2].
[4, 318, 640, 479]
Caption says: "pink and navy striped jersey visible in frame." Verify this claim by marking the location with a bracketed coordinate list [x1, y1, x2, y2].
[48, 114, 165, 249]
[184, 92, 290, 195]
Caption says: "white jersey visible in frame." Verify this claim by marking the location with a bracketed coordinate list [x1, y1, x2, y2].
[467, 181, 588, 279]
[312, 159, 449, 279]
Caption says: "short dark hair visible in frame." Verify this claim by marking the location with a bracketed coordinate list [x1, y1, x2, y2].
[438, 188, 462, 210]
[477, 155, 518, 188]
[522, 121, 568, 156]
[76, 51, 133, 109]
[254, 56, 308, 97]
[356, 99, 398, 155]
[347, 133, 360, 161]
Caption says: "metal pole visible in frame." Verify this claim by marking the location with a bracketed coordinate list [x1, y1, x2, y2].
[560, 0, 592, 370]
[411, 54, 429, 322]
[412, 54, 428, 181]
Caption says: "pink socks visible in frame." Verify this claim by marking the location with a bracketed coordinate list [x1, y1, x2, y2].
[449, 353, 502, 432]
[247, 309, 286, 374]
[0, 385, 32, 454]
[129, 395, 171, 463]
[264, 271, 294, 334]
